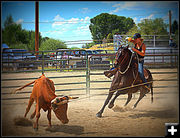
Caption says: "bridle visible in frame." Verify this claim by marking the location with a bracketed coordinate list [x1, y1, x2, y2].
[117, 48, 133, 75]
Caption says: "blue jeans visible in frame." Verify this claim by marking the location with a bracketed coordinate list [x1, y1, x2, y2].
[138, 60, 147, 85]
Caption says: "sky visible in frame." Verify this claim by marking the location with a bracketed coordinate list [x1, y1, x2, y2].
[1, 1, 179, 48]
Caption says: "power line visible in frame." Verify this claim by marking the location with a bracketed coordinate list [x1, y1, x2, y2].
[15, 12, 169, 24]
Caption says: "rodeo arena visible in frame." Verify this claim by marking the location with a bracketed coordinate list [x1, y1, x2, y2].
[1, 4, 179, 138]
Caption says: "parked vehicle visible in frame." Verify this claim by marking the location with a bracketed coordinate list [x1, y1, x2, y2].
[2, 44, 37, 70]
[2, 48, 20, 70]
[11, 49, 37, 69]
[37, 54, 51, 67]
[46, 49, 110, 69]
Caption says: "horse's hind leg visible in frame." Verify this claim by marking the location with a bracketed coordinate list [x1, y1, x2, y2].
[124, 93, 132, 106]
[108, 90, 127, 109]
[133, 90, 145, 109]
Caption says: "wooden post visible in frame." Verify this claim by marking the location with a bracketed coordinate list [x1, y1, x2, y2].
[35, 1, 39, 56]
[169, 10, 172, 39]
[42, 51, 44, 74]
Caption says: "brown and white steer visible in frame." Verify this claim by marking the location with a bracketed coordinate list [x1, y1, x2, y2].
[12, 74, 78, 130]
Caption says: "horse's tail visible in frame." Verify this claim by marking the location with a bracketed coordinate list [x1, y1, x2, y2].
[146, 68, 153, 103]
[150, 80, 153, 103]
[149, 71, 153, 103]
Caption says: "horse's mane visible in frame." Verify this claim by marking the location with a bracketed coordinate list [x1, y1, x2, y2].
[116, 46, 138, 68]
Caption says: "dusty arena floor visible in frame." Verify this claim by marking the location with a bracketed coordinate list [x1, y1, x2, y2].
[1, 69, 179, 137]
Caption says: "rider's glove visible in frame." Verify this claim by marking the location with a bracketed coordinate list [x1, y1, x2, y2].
[125, 37, 132, 42]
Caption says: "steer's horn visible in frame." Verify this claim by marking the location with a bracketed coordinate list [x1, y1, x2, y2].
[68, 96, 79, 99]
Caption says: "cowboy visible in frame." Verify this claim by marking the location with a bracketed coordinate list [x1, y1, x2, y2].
[127, 33, 150, 91]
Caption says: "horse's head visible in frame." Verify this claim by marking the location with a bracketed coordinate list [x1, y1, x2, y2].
[115, 45, 132, 68]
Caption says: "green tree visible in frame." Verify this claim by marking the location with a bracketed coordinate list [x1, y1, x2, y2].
[39, 38, 67, 51]
[126, 18, 168, 37]
[106, 33, 113, 43]
[4, 14, 14, 28]
[171, 20, 178, 34]
[70, 47, 80, 50]
[171, 20, 178, 46]
[138, 18, 168, 35]
[2, 15, 23, 46]
[2, 15, 44, 51]
[82, 42, 95, 49]
[126, 24, 139, 37]
[89, 13, 135, 44]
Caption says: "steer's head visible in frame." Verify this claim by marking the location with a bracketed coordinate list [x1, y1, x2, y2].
[51, 96, 78, 124]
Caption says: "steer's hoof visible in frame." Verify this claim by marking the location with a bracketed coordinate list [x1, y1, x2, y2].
[96, 112, 102, 118]
[33, 127, 38, 131]
[61, 120, 69, 124]
[30, 114, 35, 120]
[33, 124, 38, 131]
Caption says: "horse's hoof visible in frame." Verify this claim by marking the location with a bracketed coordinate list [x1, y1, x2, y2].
[133, 105, 136, 109]
[108, 103, 114, 109]
[96, 112, 102, 118]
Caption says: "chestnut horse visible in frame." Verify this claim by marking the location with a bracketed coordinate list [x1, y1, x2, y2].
[96, 46, 153, 118]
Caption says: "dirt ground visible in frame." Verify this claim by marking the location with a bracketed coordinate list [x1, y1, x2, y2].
[1, 69, 179, 137]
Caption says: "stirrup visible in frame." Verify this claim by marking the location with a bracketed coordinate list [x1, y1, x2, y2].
[144, 85, 150, 92]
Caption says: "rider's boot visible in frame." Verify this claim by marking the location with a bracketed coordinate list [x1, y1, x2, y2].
[104, 67, 118, 78]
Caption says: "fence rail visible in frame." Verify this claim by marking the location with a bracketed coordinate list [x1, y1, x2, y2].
[1, 47, 178, 101]
[2, 48, 178, 73]
[1, 68, 178, 101]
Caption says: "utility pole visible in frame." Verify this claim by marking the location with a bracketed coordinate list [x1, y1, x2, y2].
[169, 10, 172, 39]
[35, 1, 39, 56]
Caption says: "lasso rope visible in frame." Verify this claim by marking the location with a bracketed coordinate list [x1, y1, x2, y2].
[109, 81, 153, 93]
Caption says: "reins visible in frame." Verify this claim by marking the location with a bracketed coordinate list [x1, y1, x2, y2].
[118, 51, 133, 75]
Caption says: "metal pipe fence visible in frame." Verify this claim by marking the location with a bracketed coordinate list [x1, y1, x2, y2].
[1, 69, 178, 100]
[1, 48, 178, 101]
[2, 48, 178, 73]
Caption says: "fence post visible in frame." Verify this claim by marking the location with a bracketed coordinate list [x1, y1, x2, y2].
[86, 53, 90, 96]
[153, 35, 156, 47]
[42, 51, 44, 74]
[170, 48, 173, 68]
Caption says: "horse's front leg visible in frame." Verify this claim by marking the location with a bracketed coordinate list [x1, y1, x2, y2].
[96, 92, 114, 118]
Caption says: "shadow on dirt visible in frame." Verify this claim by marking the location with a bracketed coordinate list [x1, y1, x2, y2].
[45, 125, 96, 135]
[128, 108, 178, 119]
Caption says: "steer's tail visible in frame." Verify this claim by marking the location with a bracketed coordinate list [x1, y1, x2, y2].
[12, 80, 35, 94]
